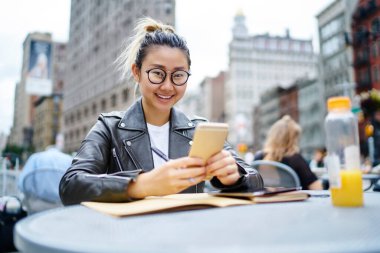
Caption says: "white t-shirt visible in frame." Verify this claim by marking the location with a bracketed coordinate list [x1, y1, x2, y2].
[147, 122, 170, 168]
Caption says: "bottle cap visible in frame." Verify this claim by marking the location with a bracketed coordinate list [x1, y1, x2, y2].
[327, 96, 351, 111]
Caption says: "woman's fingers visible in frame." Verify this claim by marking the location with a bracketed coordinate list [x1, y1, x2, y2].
[210, 163, 237, 178]
[207, 150, 236, 175]
[178, 173, 206, 187]
[164, 156, 204, 169]
[205, 150, 241, 185]
[175, 166, 206, 180]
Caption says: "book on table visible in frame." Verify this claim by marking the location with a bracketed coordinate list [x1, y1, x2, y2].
[82, 187, 309, 217]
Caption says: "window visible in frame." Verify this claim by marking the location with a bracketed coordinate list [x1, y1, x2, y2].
[92, 103, 97, 115]
[84, 107, 89, 117]
[111, 94, 117, 107]
[371, 17, 380, 33]
[77, 110, 82, 121]
[101, 99, 107, 111]
[123, 88, 129, 102]
[373, 65, 380, 82]
[70, 113, 75, 124]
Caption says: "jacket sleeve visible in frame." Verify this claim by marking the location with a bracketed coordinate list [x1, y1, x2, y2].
[59, 117, 139, 205]
[210, 142, 264, 192]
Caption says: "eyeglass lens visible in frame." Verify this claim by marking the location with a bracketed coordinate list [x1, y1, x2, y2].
[147, 68, 189, 86]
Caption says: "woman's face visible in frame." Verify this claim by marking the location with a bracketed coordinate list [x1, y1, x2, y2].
[132, 45, 189, 114]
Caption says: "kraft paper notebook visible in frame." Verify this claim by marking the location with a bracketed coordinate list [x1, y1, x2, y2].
[82, 189, 309, 217]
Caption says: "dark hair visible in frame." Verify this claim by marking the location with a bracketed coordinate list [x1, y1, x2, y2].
[135, 30, 191, 69]
[117, 18, 191, 80]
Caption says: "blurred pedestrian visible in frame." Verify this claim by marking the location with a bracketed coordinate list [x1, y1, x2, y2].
[255, 115, 322, 190]
[18, 145, 72, 202]
[59, 18, 263, 205]
[309, 147, 326, 169]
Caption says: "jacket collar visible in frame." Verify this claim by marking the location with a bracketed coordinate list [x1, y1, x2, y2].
[118, 98, 195, 131]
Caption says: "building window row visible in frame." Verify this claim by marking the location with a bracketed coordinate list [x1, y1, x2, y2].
[65, 88, 130, 126]
[321, 15, 344, 40]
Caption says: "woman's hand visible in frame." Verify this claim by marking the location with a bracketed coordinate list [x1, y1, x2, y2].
[206, 150, 240, 185]
[127, 157, 206, 199]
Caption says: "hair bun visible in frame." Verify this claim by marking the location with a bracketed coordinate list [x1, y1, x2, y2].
[144, 23, 174, 33]
[145, 24, 161, 33]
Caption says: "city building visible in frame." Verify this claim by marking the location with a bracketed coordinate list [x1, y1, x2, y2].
[253, 87, 280, 149]
[176, 88, 203, 120]
[0, 132, 7, 155]
[32, 42, 67, 151]
[317, 0, 359, 102]
[253, 78, 324, 160]
[63, 0, 175, 152]
[352, 0, 380, 93]
[198, 71, 226, 122]
[226, 12, 317, 147]
[297, 78, 325, 159]
[32, 95, 64, 152]
[9, 32, 62, 150]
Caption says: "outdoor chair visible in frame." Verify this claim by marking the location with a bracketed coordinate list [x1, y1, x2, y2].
[22, 168, 65, 214]
[251, 160, 301, 188]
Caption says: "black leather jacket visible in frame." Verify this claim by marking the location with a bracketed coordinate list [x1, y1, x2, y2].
[59, 99, 263, 205]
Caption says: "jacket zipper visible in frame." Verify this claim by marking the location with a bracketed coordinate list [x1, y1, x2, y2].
[123, 143, 143, 170]
[112, 148, 124, 172]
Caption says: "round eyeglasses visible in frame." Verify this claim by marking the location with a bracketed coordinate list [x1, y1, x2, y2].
[145, 68, 191, 86]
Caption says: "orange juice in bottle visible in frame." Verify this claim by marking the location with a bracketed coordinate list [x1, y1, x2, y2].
[324, 97, 363, 207]
[330, 169, 363, 207]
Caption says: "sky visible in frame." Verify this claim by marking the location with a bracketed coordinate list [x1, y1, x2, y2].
[0, 0, 333, 135]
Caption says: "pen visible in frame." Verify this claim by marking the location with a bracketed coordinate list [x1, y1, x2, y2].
[151, 146, 169, 162]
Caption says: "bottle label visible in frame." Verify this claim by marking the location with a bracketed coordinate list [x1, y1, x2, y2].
[344, 145, 360, 170]
[326, 154, 341, 188]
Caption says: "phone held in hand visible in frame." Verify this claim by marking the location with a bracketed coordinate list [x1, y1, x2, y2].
[188, 122, 229, 162]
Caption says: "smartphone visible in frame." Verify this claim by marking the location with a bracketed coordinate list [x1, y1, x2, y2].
[188, 122, 229, 163]
[210, 186, 303, 198]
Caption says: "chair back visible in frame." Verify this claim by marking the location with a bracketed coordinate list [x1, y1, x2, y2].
[22, 168, 65, 214]
[251, 160, 301, 188]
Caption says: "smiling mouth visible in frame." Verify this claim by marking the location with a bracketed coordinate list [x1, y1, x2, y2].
[156, 94, 173, 99]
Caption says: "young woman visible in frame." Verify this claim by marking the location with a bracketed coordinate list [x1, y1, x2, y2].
[254, 115, 322, 190]
[59, 18, 263, 205]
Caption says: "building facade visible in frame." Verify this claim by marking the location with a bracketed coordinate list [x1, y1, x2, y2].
[253, 78, 323, 159]
[297, 79, 325, 160]
[226, 12, 317, 147]
[32, 42, 67, 151]
[317, 0, 359, 102]
[8, 32, 55, 149]
[253, 87, 280, 149]
[199, 71, 226, 122]
[352, 0, 380, 93]
[63, 0, 176, 152]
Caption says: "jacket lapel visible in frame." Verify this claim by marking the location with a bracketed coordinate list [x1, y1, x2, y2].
[118, 99, 154, 171]
[169, 107, 196, 159]
[118, 99, 197, 171]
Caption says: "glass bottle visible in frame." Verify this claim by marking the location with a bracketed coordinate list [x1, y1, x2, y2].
[324, 96, 363, 207]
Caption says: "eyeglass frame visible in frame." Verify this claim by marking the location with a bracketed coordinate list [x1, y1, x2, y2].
[145, 68, 191, 86]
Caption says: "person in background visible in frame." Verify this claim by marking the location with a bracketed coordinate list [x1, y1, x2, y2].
[371, 109, 380, 166]
[309, 148, 326, 169]
[59, 18, 263, 205]
[18, 145, 73, 202]
[254, 115, 322, 190]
